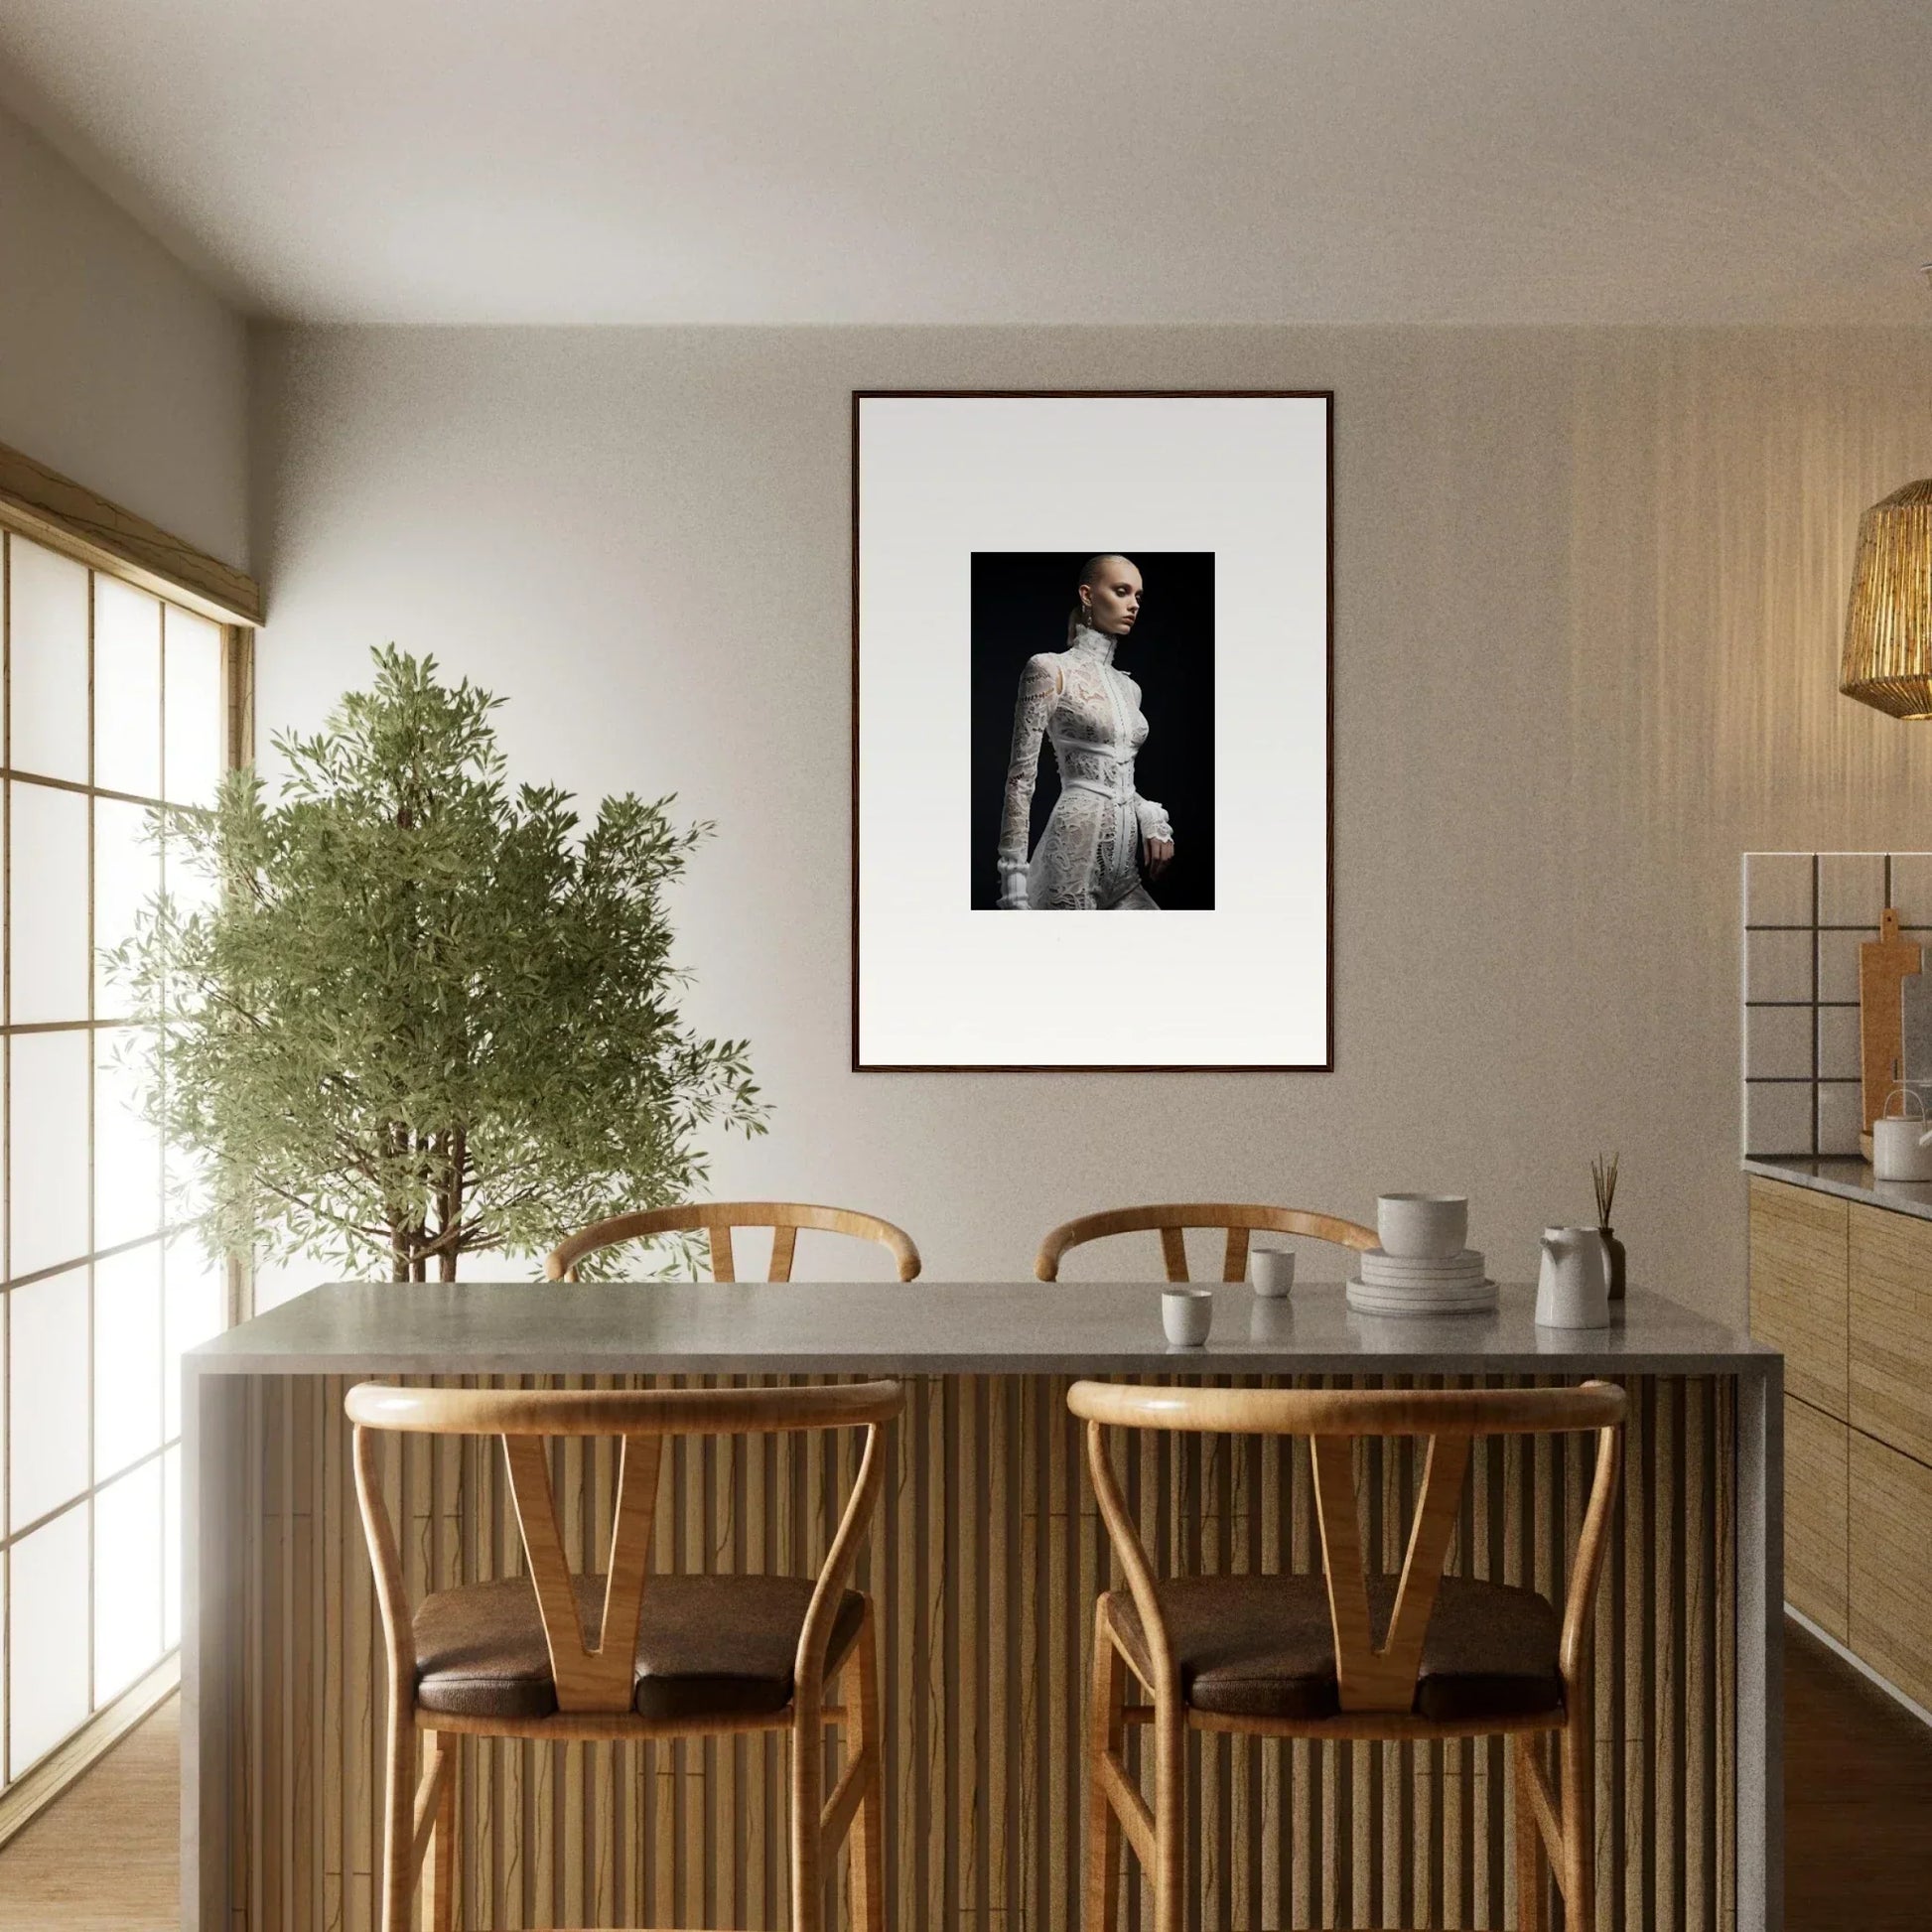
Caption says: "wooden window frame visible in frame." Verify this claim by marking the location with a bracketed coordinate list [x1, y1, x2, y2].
[0, 436, 260, 1846]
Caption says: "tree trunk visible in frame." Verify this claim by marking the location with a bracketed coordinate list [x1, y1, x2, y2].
[436, 1127, 467, 1283]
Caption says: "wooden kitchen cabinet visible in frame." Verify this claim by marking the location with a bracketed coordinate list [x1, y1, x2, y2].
[1749, 1177, 1849, 1419]
[1751, 1172, 1932, 1717]
[1850, 1429, 1932, 1712]
[1786, 1394, 1850, 1641]
[1851, 1200, 1932, 1467]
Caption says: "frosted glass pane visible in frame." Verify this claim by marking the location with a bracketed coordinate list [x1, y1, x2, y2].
[162, 608, 223, 809]
[94, 1029, 161, 1250]
[94, 796, 160, 1013]
[9, 780, 89, 1025]
[95, 1459, 163, 1702]
[9, 1505, 88, 1774]
[8, 1264, 88, 1527]
[10, 1030, 91, 1278]
[7, 536, 88, 782]
[161, 825, 220, 954]
[94, 1242, 161, 1480]
[164, 1121, 210, 1234]
[163, 1238, 223, 1440]
[93, 576, 162, 799]
[163, 1443, 181, 1649]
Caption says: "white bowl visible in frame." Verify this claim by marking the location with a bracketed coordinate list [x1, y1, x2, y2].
[1376, 1193, 1468, 1260]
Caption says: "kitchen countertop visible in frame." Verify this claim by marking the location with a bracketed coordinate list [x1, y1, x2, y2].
[188, 1279, 1774, 1379]
[1744, 1154, 1932, 1223]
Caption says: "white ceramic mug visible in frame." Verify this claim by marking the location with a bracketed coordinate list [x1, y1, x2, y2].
[1250, 1248, 1297, 1298]
[1377, 1193, 1468, 1259]
[1162, 1286, 1214, 1346]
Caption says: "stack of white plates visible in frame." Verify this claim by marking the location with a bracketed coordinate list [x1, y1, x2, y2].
[1346, 1247, 1497, 1316]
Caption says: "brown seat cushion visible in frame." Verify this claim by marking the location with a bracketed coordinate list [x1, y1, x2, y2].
[413, 1573, 866, 1724]
[1106, 1573, 1563, 1725]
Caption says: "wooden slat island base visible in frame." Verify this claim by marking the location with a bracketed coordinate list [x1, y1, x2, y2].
[182, 1282, 1782, 1932]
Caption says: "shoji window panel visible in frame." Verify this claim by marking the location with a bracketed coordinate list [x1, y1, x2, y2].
[0, 527, 237, 1794]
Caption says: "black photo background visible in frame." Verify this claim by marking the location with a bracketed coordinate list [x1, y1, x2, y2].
[969, 551, 1215, 910]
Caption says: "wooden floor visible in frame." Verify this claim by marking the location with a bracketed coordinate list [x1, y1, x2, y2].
[1782, 1620, 1932, 1932]
[0, 1623, 1926, 1929]
[0, 1697, 178, 1929]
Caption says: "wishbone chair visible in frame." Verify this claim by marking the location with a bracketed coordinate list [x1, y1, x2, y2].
[547, 1200, 920, 1283]
[1035, 1200, 1376, 1284]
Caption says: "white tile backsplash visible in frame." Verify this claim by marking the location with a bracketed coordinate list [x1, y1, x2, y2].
[1818, 927, 1875, 1005]
[1891, 853, 1932, 929]
[1746, 928, 1814, 1003]
[1745, 1004, 1812, 1080]
[1738, 854, 1932, 1159]
[1817, 1081, 1864, 1157]
[1819, 853, 1888, 927]
[1744, 852, 1813, 927]
[1817, 1004, 1863, 1082]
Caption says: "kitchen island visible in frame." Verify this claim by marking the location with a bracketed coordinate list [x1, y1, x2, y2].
[183, 1281, 1781, 1931]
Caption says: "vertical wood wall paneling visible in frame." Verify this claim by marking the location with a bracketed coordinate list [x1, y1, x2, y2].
[228, 1371, 1735, 1929]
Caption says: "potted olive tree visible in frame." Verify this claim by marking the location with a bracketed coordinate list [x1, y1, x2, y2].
[108, 646, 766, 1283]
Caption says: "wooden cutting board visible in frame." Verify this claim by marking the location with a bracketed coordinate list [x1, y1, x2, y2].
[1862, 906, 1924, 1147]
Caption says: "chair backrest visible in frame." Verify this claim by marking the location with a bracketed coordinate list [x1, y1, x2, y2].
[545, 1201, 921, 1284]
[346, 1379, 904, 1717]
[1035, 1201, 1376, 1284]
[1066, 1380, 1625, 1715]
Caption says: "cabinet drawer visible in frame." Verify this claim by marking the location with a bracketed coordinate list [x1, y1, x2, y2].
[1851, 1202, 1932, 1465]
[1784, 1396, 1849, 1640]
[1850, 1431, 1932, 1713]
[1749, 1178, 1849, 1420]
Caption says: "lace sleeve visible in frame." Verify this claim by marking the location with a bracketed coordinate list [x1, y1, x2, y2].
[1136, 793, 1173, 846]
[997, 654, 1057, 908]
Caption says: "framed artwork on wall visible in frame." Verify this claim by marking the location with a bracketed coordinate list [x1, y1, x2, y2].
[851, 389, 1332, 1071]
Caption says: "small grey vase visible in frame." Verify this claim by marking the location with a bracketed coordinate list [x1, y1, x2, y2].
[1600, 1227, 1626, 1301]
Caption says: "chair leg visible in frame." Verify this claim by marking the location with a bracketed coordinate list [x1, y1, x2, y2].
[425, 1734, 457, 1932]
[1082, 1607, 1127, 1932]
[1152, 1690, 1186, 1932]
[847, 1606, 887, 1932]
[378, 1703, 415, 1932]
[1558, 1706, 1594, 1932]
[1512, 1733, 1547, 1932]
[791, 1692, 827, 1932]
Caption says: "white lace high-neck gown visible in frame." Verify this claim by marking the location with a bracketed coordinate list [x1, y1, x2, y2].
[996, 623, 1175, 910]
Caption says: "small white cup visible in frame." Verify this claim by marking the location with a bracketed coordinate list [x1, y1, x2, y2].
[1377, 1192, 1468, 1260]
[1162, 1287, 1214, 1346]
[1250, 1248, 1297, 1298]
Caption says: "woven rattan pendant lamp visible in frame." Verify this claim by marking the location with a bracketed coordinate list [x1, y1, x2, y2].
[1842, 480, 1932, 718]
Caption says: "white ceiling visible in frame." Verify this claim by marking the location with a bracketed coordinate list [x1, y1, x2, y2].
[1, 1, 1929, 326]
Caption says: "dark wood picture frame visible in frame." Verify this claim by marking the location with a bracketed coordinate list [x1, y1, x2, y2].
[850, 388, 1334, 1073]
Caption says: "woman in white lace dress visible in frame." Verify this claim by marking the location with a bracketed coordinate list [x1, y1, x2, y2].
[996, 554, 1175, 910]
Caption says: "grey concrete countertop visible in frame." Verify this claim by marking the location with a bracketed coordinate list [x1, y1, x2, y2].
[1744, 1154, 1932, 1224]
[188, 1280, 1774, 1378]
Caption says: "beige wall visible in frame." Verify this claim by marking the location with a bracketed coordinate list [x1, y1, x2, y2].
[0, 100, 248, 566]
[248, 324, 1932, 1314]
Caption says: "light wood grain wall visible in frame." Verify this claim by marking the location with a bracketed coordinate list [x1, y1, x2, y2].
[221, 1372, 1734, 1931]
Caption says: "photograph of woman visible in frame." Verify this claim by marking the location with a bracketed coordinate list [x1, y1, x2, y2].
[971, 550, 1215, 910]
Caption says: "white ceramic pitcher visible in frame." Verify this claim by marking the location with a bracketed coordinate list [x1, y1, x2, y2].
[1535, 1225, 1611, 1329]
